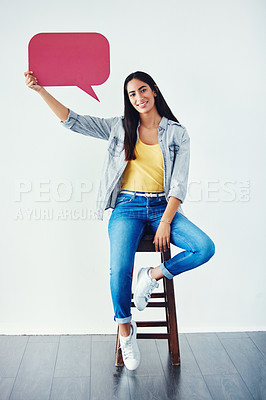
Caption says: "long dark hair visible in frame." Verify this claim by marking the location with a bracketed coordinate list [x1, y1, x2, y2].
[123, 71, 179, 161]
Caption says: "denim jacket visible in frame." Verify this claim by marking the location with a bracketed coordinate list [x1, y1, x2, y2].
[60, 109, 190, 221]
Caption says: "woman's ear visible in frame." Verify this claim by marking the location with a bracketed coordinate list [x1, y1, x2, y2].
[154, 85, 158, 96]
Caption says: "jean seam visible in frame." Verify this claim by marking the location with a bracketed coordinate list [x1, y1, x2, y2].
[170, 230, 196, 253]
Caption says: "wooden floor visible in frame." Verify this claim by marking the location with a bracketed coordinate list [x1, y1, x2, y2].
[0, 331, 265, 400]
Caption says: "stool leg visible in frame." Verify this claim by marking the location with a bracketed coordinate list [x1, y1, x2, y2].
[164, 277, 180, 365]
[163, 277, 170, 345]
[161, 250, 180, 366]
[115, 326, 124, 366]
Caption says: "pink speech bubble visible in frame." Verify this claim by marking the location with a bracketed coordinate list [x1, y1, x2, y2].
[28, 32, 110, 101]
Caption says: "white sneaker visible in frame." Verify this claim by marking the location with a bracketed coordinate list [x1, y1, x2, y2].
[119, 320, 140, 370]
[134, 267, 159, 311]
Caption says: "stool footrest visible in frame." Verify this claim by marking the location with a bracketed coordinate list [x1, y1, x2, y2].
[150, 292, 166, 298]
[131, 292, 166, 299]
[137, 333, 169, 339]
[131, 301, 168, 308]
[136, 321, 168, 327]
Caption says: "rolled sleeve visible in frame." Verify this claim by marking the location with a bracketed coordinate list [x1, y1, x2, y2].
[60, 108, 78, 129]
[167, 128, 190, 204]
[60, 108, 120, 141]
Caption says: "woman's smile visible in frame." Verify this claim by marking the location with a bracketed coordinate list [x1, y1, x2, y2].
[138, 101, 148, 108]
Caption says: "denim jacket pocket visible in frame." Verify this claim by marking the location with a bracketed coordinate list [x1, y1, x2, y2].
[108, 135, 124, 157]
[168, 144, 180, 162]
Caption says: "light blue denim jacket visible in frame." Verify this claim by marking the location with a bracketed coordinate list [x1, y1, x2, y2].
[60, 109, 190, 221]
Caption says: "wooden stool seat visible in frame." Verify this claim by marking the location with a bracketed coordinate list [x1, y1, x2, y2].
[115, 233, 180, 366]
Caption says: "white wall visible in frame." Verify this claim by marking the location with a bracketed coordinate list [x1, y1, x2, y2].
[1, 0, 265, 334]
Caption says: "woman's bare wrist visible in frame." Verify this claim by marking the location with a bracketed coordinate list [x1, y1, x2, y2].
[38, 86, 45, 94]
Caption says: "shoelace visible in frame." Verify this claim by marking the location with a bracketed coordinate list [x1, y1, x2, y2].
[144, 279, 159, 301]
[119, 340, 134, 360]
[119, 325, 134, 360]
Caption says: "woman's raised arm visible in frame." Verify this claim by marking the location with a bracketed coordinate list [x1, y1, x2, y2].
[24, 70, 69, 122]
[24, 70, 120, 141]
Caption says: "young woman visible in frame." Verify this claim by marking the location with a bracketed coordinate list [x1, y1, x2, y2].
[24, 70, 215, 370]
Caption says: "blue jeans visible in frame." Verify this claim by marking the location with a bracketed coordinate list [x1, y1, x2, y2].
[107, 191, 215, 324]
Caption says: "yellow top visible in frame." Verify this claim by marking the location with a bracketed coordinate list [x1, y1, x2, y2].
[121, 138, 164, 192]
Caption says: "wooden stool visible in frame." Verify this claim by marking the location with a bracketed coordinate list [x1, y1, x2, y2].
[115, 233, 180, 366]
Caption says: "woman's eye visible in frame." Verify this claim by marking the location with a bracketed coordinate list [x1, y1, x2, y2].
[141, 89, 146, 93]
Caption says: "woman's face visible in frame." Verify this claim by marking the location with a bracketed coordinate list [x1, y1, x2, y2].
[127, 78, 157, 114]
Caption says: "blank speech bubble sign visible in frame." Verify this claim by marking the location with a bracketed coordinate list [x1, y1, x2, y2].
[28, 32, 110, 102]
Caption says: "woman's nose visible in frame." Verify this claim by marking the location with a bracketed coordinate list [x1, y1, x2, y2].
[136, 96, 144, 104]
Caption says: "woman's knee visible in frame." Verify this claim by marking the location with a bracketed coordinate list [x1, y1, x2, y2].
[110, 262, 132, 287]
[200, 235, 215, 262]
